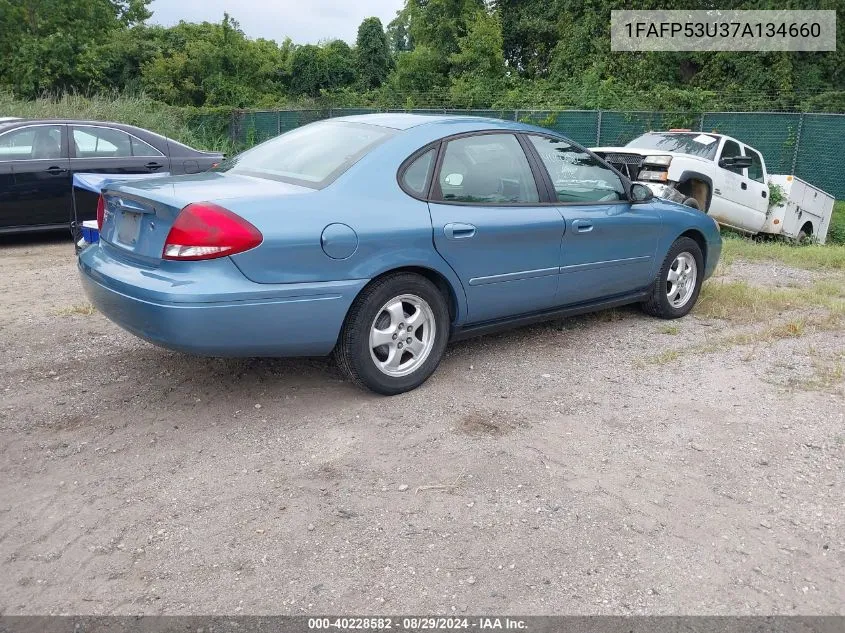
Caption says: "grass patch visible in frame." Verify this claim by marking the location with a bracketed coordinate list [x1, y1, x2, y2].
[720, 233, 845, 270]
[659, 324, 680, 335]
[55, 303, 96, 317]
[641, 314, 836, 366]
[828, 200, 845, 245]
[695, 280, 845, 322]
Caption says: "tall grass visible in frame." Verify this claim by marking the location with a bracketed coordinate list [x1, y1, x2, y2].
[0, 92, 235, 153]
[720, 233, 845, 269]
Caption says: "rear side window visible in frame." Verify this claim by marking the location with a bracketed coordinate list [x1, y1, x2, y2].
[528, 135, 626, 203]
[745, 147, 765, 183]
[435, 134, 539, 204]
[218, 121, 395, 189]
[73, 126, 132, 158]
[401, 148, 435, 195]
[131, 135, 164, 157]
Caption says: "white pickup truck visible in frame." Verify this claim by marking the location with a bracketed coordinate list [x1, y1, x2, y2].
[592, 131, 835, 243]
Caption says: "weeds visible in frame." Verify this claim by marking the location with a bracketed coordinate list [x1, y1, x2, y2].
[55, 304, 96, 317]
[695, 280, 845, 323]
[720, 233, 845, 270]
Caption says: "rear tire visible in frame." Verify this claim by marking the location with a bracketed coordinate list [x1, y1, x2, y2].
[641, 237, 704, 319]
[334, 273, 450, 395]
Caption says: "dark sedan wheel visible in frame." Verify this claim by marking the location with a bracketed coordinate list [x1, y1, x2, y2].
[641, 237, 704, 319]
[335, 273, 450, 395]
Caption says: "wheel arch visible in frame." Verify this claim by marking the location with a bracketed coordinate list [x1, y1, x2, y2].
[676, 171, 713, 211]
[800, 220, 814, 236]
[346, 265, 463, 327]
[678, 229, 708, 269]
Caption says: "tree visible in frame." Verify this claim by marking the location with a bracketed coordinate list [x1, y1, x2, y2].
[0, 0, 152, 97]
[356, 17, 392, 90]
[288, 45, 325, 98]
[386, 11, 413, 54]
[323, 40, 357, 90]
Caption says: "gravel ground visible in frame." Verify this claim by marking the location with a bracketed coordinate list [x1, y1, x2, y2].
[0, 234, 843, 616]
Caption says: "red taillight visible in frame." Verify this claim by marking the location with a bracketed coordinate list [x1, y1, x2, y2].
[96, 194, 105, 230]
[162, 202, 262, 261]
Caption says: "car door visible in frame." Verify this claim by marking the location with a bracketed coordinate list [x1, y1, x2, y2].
[525, 134, 662, 305]
[741, 144, 769, 232]
[0, 124, 71, 230]
[711, 138, 757, 230]
[69, 125, 167, 177]
[425, 132, 565, 324]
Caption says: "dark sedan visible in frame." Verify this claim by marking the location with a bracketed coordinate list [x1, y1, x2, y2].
[0, 119, 223, 233]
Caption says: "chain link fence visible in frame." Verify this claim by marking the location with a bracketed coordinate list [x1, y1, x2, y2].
[227, 109, 845, 199]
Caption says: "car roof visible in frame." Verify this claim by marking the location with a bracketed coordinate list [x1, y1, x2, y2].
[331, 112, 533, 131]
[0, 118, 146, 128]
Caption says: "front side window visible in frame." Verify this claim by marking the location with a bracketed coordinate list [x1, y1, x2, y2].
[435, 134, 538, 204]
[719, 140, 744, 175]
[0, 126, 64, 160]
[745, 147, 764, 183]
[528, 135, 626, 203]
[218, 121, 395, 189]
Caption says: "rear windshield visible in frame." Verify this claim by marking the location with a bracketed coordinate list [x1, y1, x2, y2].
[626, 132, 719, 160]
[216, 121, 395, 188]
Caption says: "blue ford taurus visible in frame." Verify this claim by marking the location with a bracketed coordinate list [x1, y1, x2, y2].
[79, 114, 722, 394]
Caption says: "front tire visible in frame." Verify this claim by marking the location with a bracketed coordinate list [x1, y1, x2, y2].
[682, 197, 700, 210]
[335, 273, 450, 395]
[641, 237, 704, 319]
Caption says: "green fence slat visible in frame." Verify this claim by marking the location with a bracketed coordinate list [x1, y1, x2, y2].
[792, 114, 845, 199]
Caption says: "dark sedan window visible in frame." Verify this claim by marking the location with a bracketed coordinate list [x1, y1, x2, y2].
[0, 126, 64, 160]
[131, 135, 163, 157]
[73, 126, 132, 158]
[217, 121, 395, 189]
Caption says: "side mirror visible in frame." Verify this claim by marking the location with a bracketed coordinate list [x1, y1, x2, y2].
[719, 156, 753, 169]
[630, 182, 654, 203]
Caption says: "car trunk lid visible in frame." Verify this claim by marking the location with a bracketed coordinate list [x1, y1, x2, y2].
[98, 172, 314, 266]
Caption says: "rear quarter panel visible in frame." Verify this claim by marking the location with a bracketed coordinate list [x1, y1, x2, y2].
[223, 129, 471, 323]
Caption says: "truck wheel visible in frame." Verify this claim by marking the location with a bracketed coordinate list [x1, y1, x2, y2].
[795, 223, 813, 244]
[641, 237, 704, 319]
[335, 273, 450, 395]
[682, 197, 700, 210]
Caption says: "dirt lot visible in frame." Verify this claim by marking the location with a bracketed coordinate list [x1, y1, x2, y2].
[1, 235, 843, 616]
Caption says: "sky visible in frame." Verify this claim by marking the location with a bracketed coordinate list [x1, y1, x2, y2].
[148, 0, 405, 45]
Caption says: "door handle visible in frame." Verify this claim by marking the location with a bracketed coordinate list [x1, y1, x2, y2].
[571, 219, 594, 233]
[145, 162, 163, 171]
[45, 166, 68, 174]
[761, 190, 767, 198]
[444, 222, 476, 239]
[741, 182, 747, 190]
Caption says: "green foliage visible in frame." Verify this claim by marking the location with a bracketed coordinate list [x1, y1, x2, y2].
[829, 201, 845, 246]
[0, 0, 842, 112]
[767, 181, 786, 210]
[356, 18, 392, 90]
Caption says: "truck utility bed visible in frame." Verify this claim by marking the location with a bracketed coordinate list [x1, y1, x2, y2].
[763, 175, 835, 244]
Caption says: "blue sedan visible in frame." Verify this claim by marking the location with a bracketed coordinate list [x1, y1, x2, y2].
[79, 114, 722, 394]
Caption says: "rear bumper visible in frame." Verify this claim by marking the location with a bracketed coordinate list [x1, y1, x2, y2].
[78, 243, 367, 357]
